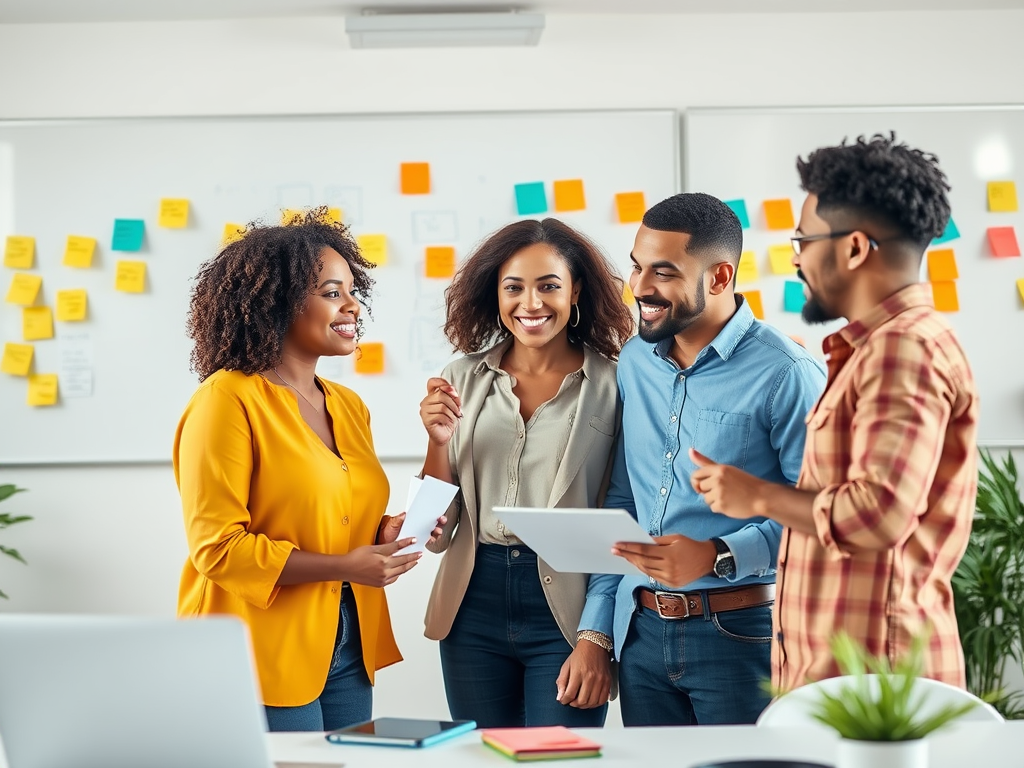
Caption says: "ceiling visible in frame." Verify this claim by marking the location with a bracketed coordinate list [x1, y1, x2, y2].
[2, 0, 1023, 24]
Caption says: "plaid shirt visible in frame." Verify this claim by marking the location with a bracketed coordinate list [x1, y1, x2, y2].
[773, 283, 978, 691]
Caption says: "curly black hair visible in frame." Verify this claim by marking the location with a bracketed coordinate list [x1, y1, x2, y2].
[642, 192, 744, 270]
[186, 207, 375, 381]
[797, 133, 951, 251]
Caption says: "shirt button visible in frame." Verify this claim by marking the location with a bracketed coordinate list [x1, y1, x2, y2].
[512, 549, 520, 558]
[518, 432, 524, 439]
[341, 463, 349, 471]
[342, 516, 349, 525]
[665, 451, 673, 459]
[543, 575, 553, 584]
[660, 488, 667, 496]
[670, 415, 677, 423]
[678, 374, 685, 381]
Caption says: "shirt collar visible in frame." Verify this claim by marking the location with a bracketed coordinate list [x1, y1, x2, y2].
[473, 335, 594, 379]
[652, 295, 755, 366]
[834, 283, 934, 350]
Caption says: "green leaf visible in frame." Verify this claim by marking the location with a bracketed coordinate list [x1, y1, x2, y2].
[0, 485, 26, 503]
[0, 545, 27, 565]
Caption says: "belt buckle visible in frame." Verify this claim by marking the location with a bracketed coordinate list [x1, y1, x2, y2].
[653, 590, 690, 620]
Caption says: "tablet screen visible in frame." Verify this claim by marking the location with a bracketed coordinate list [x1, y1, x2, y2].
[326, 717, 476, 747]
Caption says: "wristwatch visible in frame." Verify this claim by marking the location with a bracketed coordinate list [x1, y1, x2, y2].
[711, 537, 736, 579]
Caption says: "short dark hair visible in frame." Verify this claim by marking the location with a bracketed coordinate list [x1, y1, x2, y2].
[443, 218, 635, 359]
[641, 192, 743, 267]
[186, 207, 375, 381]
[797, 133, 951, 251]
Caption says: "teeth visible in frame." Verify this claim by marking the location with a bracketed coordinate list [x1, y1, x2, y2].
[518, 317, 550, 328]
[332, 323, 356, 332]
[639, 304, 666, 317]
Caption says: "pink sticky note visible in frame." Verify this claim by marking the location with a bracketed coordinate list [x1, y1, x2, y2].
[987, 227, 1020, 257]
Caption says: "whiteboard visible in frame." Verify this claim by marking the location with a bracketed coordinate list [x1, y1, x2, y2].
[684, 106, 1024, 448]
[0, 111, 679, 464]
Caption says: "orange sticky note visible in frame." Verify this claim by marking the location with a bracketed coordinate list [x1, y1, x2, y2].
[987, 227, 1020, 257]
[743, 290, 765, 320]
[615, 192, 646, 224]
[357, 234, 388, 266]
[63, 236, 96, 268]
[622, 282, 635, 306]
[115, 260, 147, 293]
[1, 342, 34, 376]
[401, 163, 431, 195]
[354, 342, 385, 375]
[4, 236, 35, 269]
[927, 249, 959, 280]
[553, 179, 586, 212]
[56, 289, 88, 321]
[27, 373, 58, 406]
[5, 273, 43, 306]
[768, 244, 797, 275]
[736, 251, 759, 284]
[222, 222, 246, 245]
[159, 198, 190, 228]
[931, 280, 959, 312]
[987, 181, 1018, 212]
[763, 199, 795, 230]
[425, 246, 456, 278]
[22, 306, 54, 341]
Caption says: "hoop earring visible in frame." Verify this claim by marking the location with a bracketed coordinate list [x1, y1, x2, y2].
[570, 303, 581, 328]
[497, 313, 505, 330]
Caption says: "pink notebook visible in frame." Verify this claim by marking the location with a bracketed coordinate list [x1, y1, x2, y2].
[481, 726, 602, 761]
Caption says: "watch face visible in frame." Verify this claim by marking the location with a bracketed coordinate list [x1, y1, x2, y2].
[715, 554, 736, 578]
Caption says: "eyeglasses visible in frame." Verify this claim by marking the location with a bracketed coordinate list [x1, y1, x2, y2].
[790, 230, 880, 256]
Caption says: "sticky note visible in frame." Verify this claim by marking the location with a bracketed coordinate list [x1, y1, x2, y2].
[326, 207, 343, 224]
[27, 373, 58, 406]
[1018, 278, 1024, 304]
[553, 179, 586, 212]
[357, 234, 388, 266]
[515, 182, 548, 215]
[5, 273, 43, 306]
[783, 281, 806, 313]
[1, 343, 33, 376]
[927, 249, 959, 281]
[56, 289, 88, 321]
[4, 236, 35, 269]
[115, 260, 147, 293]
[158, 198, 190, 228]
[425, 246, 456, 278]
[988, 181, 1018, 212]
[736, 251, 759, 284]
[987, 227, 1020, 257]
[111, 219, 145, 251]
[743, 290, 765, 320]
[622, 282, 634, 306]
[933, 217, 960, 244]
[222, 222, 246, 245]
[615, 192, 646, 224]
[23, 306, 54, 341]
[401, 162, 431, 195]
[724, 199, 750, 229]
[281, 209, 304, 225]
[768, 244, 797, 275]
[763, 199, 795, 230]
[931, 280, 959, 312]
[63, 236, 96, 268]
[354, 342, 385, 375]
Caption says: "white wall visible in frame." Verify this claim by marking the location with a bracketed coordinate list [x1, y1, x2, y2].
[2, 9, 1024, 724]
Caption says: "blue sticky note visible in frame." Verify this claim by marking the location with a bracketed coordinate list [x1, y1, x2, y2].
[932, 217, 960, 244]
[783, 280, 806, 313]
[515, 182, 548, 216]
[724, 199, 750, 229]
[111, 219, 145, 252]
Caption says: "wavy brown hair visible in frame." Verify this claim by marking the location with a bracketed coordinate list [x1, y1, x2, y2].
[443, 218, 634, 359]
[186, 207, 375, 381]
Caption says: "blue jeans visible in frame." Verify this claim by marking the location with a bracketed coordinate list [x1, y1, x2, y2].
[439, 544, 608, 729]
[264, 587, 372, 732]
[618, 592, 772, 726]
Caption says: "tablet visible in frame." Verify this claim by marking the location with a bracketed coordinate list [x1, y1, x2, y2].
[325, 717, 477, 748]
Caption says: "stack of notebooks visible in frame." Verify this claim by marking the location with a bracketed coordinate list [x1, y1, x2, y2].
[481, 726, 602, 761]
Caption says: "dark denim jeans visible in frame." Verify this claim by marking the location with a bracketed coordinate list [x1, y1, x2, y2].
[439, 544, 608, 729]
[264, 587, 372, 732]
[618, 592, 772, 726]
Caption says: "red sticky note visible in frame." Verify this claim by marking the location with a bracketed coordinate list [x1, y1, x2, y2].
[927, 249, 959, 281]
[354, 342, 385, 375]
[743, 290, 765, 319]
[763, 199, 795, 230]
[987, 227, 1020, 257]
[553, 179, 586, 212]
[425, 246, 456, 278]
[401, 163, 431, 195]
[931, 281, 959, 312]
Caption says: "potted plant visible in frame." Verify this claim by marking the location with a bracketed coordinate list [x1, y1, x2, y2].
[0, 484, 31, 599]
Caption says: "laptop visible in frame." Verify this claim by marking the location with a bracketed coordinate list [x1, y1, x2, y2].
[0, 614, 272, 768]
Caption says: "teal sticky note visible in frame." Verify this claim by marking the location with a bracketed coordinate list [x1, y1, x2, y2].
[515, 182, 548, 216]
[783, 280, 806, 313]
[724, 199, 750, 229]
[932, 217, 960, 244]
[111, 219, 145, 252]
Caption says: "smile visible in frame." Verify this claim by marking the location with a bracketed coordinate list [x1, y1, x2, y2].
[331, 322, 357, 339]
[638, 302, 668, 321]
[515, 315, 552, 329]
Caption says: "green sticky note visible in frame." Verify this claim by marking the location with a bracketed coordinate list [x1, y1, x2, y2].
[515, 182, 548, 216]
[111, 219, 145, 252]
[724, 199, 750, 229]
[932, 217, 960, 244]
[783, 280, 806, 313]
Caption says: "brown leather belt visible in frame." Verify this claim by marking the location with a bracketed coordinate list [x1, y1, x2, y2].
[637, 583, 775, 620]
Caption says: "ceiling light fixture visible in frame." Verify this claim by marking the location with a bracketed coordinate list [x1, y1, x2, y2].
[345, 9, 545, 49]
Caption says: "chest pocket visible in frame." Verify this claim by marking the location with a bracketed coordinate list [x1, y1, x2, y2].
[692, 409, 751, 470]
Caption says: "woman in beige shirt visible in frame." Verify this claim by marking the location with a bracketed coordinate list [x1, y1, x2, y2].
[418, 218, 634, 727]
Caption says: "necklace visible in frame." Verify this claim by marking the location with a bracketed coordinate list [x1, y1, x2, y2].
[273, 366, 322, 414]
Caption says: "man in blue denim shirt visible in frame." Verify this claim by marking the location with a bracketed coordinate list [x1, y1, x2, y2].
[579, 193, 825, 726]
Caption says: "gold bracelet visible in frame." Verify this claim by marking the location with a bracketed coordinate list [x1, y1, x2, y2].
[576, 629, 613, 652]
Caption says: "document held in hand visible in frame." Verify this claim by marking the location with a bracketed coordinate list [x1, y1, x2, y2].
[397, 475, 459, 554]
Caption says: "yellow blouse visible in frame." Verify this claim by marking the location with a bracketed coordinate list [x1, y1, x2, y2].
[174, 369, 401, 707]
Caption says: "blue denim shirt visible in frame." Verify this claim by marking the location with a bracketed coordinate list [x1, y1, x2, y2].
[578, 296, 826, 658]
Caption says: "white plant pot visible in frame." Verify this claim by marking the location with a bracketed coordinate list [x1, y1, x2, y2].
[836, 738, 928, 768]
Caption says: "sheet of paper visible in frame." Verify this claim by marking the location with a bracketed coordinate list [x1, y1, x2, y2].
[158, 198, 190, 228]
[115, 260, 147, 293]
[768, 244, 797, 275]
[783, 280, 806, 313]
[736, 250, 759, 284]
[23, 306, 54, 341]
[927, 249, 959, 280]
[27, 373, 58, 406]
[111, 219, 145, 251]
[724, 199, 750, 229]
[55, 289, 88, 322]
[743, 289, 764, 320]
[401, 162, 431, 195]
[615, 192, 646, 224]
[356, 234, 388, 266]
[5, 273, 42, 306]
[763, 198, 795, 230]
[515, 182, 548, 215]
[987, 226, 1020, 257]
[424, 246, 456, 278]
[987, 181, 1018, 212]
[553, 179, 586, 212]
[354, 341, 384, 374]
[397, 475, 459, 554]
[1, 342, 33, 376]
[932, 217, 960, 244]
[931, 280, 959, 312]
[4, 236, 35, 269]
[59, 332, 94, 398]
[63, 236, 96, 268]
[222, 222, 246, 245]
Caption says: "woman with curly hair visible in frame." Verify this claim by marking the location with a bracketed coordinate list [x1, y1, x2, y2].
[174, 209, 441, 732]
[418, 218, 635, 728]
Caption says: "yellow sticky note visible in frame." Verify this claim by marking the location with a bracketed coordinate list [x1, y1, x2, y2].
[1017, 278, 1024, 304]
[743, 290, 765, 320]
[115, 260, 147, 293]
[27, 373, 58, 406]
[425, 246, 456, 278]
[1, 342, 34, 376]
[931, 280, 959, 312]
[5, 273, 43, 306]
[22, 306, 54, 341]
[56, 289, 88, 321]
[622, 282, 635, 306]
[4, 236, 35, 269]
[357, 234, 388, 266]
[736, 250, 759, 284]
[222, 222, 246, 245]
[927, 249, 959, 281]
[763, 199, 795, 230]
[401, 163, 431, 195]
[354, 342, 385, 375]
[326, 207, 343, 224]
[987, 181, 1018, 213]
[281, 209, 304, 226]
[63, 236, 96, 268]
[553, 179, 586, 212]
[159, 198, 190, 228]
[615, 192, 646, 224]
[768, 244, 797, 275]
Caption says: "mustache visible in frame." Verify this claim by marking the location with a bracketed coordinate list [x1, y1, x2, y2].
[635, 295, 671, 309]
[796, 269, 808, 284]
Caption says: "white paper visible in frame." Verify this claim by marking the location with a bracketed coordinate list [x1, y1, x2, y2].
[58, 333, 94, 398]
[396, 475, 458, 555]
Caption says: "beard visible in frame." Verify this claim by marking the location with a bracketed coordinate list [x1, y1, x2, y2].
[797, 269, 840, 325]
[636, 287, 707, 344]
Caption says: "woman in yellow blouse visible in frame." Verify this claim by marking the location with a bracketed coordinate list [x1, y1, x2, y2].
[175, 209, 439, 732]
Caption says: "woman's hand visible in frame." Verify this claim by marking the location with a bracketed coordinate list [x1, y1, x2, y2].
[376, 512, 447, 545]
[419, 377, 462, 447]
[554, 640, 612, 709]
[339, 539, 421, 588]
